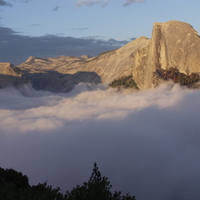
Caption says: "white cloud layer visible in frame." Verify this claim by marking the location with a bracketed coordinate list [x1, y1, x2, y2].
[1, 82, 200, 200]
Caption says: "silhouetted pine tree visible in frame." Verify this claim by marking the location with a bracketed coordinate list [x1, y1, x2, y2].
[65, 163, 136, 200]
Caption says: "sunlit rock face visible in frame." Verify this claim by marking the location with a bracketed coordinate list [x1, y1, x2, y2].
[152, 21, 200, 74]
[148, 21, 200, 87]
[0, 63, 27, 88]
[0, 62, 22, 76]
[132, 20, 200, 89]
[1, 20, 200, 91]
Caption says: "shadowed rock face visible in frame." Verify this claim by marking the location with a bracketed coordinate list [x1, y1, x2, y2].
[0, 61, 101, 92]
[0, 63, 28, 88]
[26, 71, 101, 93]
[1, 20, 200, 91]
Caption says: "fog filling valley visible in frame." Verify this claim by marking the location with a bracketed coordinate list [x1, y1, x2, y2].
[1, 83, 200, 200]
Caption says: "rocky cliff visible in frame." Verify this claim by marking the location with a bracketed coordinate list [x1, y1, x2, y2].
[1, 20, 200, 92]
[145, 20, 200, 88]
[0, 63, 28, 88]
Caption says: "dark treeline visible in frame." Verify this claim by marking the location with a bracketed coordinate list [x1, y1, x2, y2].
[109, 75, 139, 89]
[0, 163, 136, 200]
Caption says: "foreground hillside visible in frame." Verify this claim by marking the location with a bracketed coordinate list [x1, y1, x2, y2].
[1, 20, 200, 92]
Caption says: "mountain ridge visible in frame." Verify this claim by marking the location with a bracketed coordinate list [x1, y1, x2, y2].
[1, 20, 200, 92]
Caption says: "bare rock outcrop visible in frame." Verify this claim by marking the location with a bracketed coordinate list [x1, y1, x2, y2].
[146, 20, 200, 88]
[0, 63, 27, 88]
[152, 21, 200, 74]
[130, 20, 200, 89]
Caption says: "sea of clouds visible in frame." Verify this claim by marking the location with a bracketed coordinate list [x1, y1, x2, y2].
[1, 82, 200, 200]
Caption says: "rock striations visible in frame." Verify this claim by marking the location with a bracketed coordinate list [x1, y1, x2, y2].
[1, 20, 200, 92]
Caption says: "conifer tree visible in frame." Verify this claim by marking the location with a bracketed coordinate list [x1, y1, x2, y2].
[65, 163, 136, 200]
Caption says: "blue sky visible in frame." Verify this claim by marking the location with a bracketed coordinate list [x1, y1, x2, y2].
[0, 0, 200, 64]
